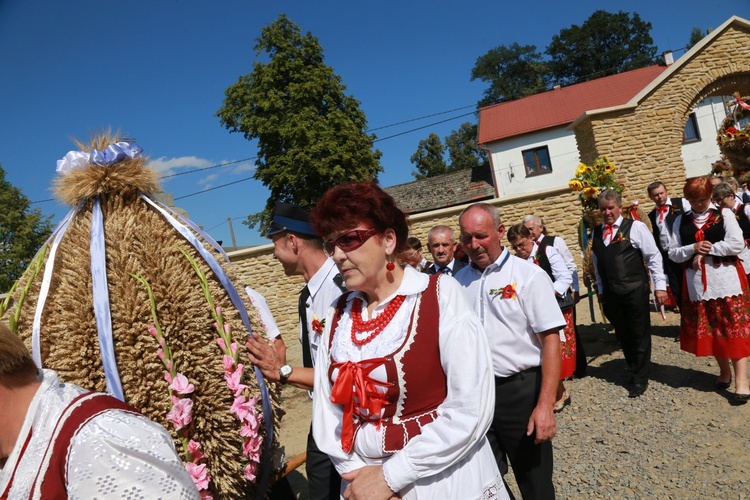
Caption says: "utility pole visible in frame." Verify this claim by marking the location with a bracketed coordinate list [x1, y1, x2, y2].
[227, 217, 237, 248]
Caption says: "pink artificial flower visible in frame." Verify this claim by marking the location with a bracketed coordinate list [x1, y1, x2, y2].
[166, 398, 193, 430]
[169, 373, 195, 395]
[164, 371, 173, 384]
[185, 462, 211, 490]
[231, 395, 249, 420]
[200, 492, 214, 500]
[216, 337, 227, 350]
[148, 324, 158, 338]
[215, 306, 222, 316]
[242, 434, 263, 461]
[225, 364, 247, 396]
[243, 462, 258, 482]
[224, 324, 231, 336]
[230, 342, 238, 355]
[166, 359, 173, 372]
[223, 355, 235, 372]
[240, 417, 259, 437]
[187, 440, 205, 461]
[158, 336, 166, 348]
[157, 348, 165, 361]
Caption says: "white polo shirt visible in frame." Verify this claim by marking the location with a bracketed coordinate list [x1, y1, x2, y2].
[455, 248, 566, 378]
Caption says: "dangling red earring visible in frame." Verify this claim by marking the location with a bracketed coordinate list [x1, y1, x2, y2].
[386, 261, 395, 271]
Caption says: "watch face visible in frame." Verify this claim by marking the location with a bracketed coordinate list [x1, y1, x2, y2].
[280, 365, 292, 378]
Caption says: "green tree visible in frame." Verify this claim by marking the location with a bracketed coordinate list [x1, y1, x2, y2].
[545, 10, 658, 86]
[687, 27, 706, 49]
[445, 123, 488, 171]
[410, 133, 448, 180]
[471, 43, 550, 107]
[0, 164, 52, 292]
[216, 14, 382, 231]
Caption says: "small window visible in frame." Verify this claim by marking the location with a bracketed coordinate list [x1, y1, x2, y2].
[683, 113, 701, 143]
[522, 146, 553, 177]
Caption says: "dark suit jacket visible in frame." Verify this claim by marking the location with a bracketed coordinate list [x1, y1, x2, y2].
[423, 259, 466, 275]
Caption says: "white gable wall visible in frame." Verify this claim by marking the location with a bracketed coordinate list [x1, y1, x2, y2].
[485, 98, 728, 199]
[487, 126, 580, 198]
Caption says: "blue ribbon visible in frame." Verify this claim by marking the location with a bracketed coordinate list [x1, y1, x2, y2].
[91, 197, 125, 400]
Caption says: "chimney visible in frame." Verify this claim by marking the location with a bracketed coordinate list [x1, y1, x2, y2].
[663, 50, 674, 66]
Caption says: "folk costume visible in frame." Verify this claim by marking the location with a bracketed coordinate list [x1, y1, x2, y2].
[528, 242, 577, 380]
[456, 249, 565, 500]
[0, 370, 197, 499]
[661, 208, 750, 358]
[313, 267, 506, 499]
[729, 202, 750, 276]
[648, 197, 689, 308]
[592, 216, 666, 388]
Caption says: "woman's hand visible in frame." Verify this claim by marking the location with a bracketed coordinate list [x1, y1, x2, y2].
[341, 466, 399, 500]
[693, 240, 712, 255]
[691, 254, 704, 271]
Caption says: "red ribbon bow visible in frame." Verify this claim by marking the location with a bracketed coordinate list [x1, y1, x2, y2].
[329, 359, 390, 453]
[603, 224, 615, 242]
[657, 205, 669, 223]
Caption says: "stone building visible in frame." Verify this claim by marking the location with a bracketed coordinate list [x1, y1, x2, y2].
[228, 15, 750, 356]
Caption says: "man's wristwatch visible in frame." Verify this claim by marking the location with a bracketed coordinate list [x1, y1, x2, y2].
[279, 364, 293, 384]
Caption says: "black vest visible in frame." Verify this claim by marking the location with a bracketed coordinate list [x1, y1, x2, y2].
[535, 241, 554, 282]
[734, 204, 750, 242]
[679, 209, 725, 245]
[592, 218, 648, 295]
[648, 198, 683, 252]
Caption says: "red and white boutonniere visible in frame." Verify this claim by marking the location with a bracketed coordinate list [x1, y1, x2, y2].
[312, 314, 325, 335]
[490, 284, 517, 299]
[612, 231, 629, 244]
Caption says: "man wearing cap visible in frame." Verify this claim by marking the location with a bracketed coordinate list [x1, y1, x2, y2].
[246, 201, 345, 500]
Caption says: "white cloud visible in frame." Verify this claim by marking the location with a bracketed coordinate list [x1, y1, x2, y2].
[199, 173, 219, 190]
[146, 156, 214, 177]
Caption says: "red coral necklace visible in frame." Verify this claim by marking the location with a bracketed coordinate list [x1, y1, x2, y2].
[350, 295, 406, 346]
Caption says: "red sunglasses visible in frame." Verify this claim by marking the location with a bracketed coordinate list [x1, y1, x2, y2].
[324, 229, 378, 255]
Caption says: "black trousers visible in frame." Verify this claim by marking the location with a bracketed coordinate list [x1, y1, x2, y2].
[486, 367, 555, 500]
[572, 306, 587, 376]
[602, 282, 652, 385]
[306, 425, 341, 500]
[662, 250, 684, 309]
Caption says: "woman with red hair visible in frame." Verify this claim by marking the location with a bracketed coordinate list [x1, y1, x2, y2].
[309, 182, 507, 499]
[660, 176, 750, 403]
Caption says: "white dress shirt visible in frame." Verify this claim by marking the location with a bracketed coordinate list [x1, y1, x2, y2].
[304, 258, 345, 368]
[537, 235, 579, 292]
[455, 249, 566, 377]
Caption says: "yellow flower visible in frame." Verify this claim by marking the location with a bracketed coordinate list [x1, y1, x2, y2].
[569, 179, 583, 191]
[604, 164, 616, 173]
[576, 163, 588, 176]
[583, 186, 599, 199]
[736, 132, 749, 141]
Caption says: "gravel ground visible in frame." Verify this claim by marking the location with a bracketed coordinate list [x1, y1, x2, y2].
[503, 305, 750, 499]
[281, 303, 750, 499]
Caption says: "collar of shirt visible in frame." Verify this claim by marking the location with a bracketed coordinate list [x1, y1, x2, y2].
[601, 215, 623, 231]
[307, 257, 339, 299]
[433, 259, 456, 272]
[344, 265, 428, 308]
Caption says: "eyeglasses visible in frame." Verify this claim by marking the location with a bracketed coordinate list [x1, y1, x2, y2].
[712, 195, 730, 203]
[324, 228, 378, 256]
[509, 239, 530, 251]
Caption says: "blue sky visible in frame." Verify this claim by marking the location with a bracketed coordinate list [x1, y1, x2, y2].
[0, 1, 743, 247]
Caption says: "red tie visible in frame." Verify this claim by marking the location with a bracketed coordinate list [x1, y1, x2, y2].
[657, 205, 669, 223]
[603, 224, 615, 242]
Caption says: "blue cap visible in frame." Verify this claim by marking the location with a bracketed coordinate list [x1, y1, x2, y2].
[266, 201, 317, 237]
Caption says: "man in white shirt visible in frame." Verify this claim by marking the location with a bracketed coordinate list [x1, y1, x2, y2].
[246, 201, 345, 500]
[592, 190, 668, 398]
[455, 203, 565, 500]
[423, 225, 466, 276]
[523, 214, 587, 377]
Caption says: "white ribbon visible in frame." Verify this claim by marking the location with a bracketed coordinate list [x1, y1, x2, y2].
[31, 208, 78, 367]
[56, 141, 143, 174]
[91, 198, 124, 400]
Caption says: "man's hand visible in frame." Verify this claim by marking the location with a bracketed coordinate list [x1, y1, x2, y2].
[246, 336, 281, 382]
[341, 466, 399, 500]
[527, 402, 557, 444]
[654, 290, 668, 307]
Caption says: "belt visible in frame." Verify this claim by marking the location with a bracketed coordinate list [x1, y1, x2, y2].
[496, 366, 541, 384]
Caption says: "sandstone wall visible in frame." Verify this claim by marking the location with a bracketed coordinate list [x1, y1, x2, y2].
[228, 187, 585, 357]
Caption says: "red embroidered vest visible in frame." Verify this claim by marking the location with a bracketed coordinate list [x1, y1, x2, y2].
[328, 274, 447, 454]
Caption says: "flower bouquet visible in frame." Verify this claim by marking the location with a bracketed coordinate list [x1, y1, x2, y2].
[568, 156, 623, 228]
[717, 93, 750, 173]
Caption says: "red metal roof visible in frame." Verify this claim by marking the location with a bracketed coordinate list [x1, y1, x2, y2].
[478, 65, 668, 144]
